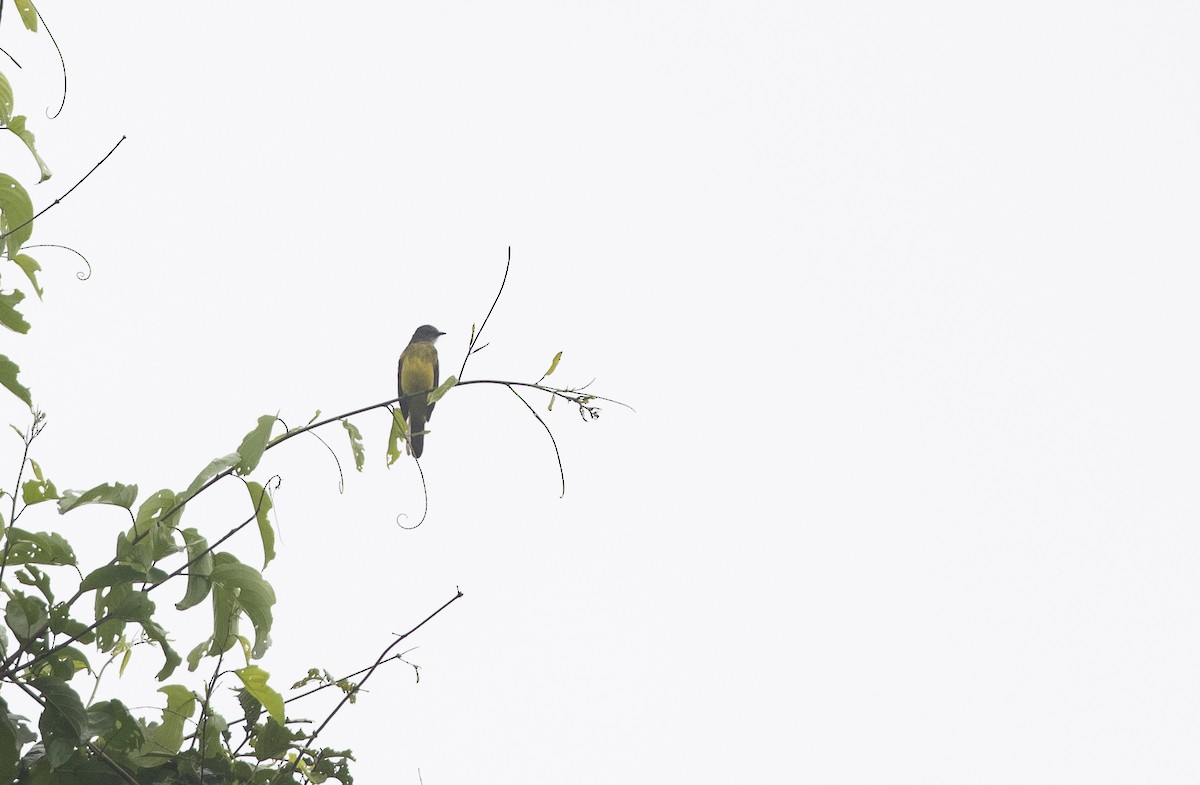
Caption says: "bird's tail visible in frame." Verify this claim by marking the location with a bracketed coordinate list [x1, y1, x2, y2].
[409, 410, 426, 459]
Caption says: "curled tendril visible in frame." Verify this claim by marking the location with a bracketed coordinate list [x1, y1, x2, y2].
[34, 5, 67, 119]
[23, 244, 92, 280]
[395, 456, 430, 529]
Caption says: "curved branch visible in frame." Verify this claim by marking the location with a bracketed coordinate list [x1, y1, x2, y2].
[457, 246, 510, 379]
[0, 135, 125, 247]
[506, 384, 565, 498]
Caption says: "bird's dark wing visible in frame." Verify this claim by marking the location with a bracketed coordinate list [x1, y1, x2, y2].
[397, 353, 410, 419]
[428, 352, 440, 420]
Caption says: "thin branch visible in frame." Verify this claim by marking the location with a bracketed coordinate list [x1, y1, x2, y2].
[274, 589, 464, 785]
[458, 246, 510, 380]
[506, 385, 565, 498]
[456, 378, 632, 414]
[0, 410, 43, 589]
[228, 649, 419, 731]
[197, 649, 226, 785]
[0, 135, 125, 247]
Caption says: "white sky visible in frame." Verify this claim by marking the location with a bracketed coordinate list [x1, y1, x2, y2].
[3, 1, 1200, 783]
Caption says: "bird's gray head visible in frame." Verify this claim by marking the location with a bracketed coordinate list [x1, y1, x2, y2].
[411, 324, 445, 343]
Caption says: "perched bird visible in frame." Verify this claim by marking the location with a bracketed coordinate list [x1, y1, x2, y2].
[397, 324, 445, 458]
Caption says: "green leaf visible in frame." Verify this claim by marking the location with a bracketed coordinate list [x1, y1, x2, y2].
[48, 605, 93, 644]
[41, 645, 90, 681]
[185, 639, 208, 672]
[32, 677, 86, 769]
[246, 481, 275, 569]
[0, 698, 20, 784]
[14, 0, 38, 32]
[5, 593, 47, 641]
[94, 582, 132, 653]
[210, 555, 276, 659]
[427, 374, 458, 406]
[87, 699, 145, 755]
[237, 687, 263, 728]
[79, 564, 168, 593]
[0, 73, 12, 125]
[117, 489, 183, 574]
[386, 408, 406, 468]
[0, 173, 33, 258]
[236, 414, 277, 476]
[543, 351, 563, 378]
[251, 718, 294, 762]
[0, 289, 29, 334]
[57, 482, 138, 513]
[234, 665, 285, 725]
[183, 453, 240, 502]
[133, 488, 177, 531]
[200, 710, 228, 759]
[174, 527, 212, 611]
[2, 527, 76, 566]
[10, 253, 42, 299]
[342, 419, 365, 472]
[5, 116, 51, 182]
[0, 354, 30, 406]
[16, 564, 52, 603]
[129, 685, 195, 765]
[21, 476, 58, 505]
[109, 592, 181, 681]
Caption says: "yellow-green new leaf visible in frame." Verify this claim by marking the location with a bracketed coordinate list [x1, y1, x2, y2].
[0, 174, 33, 258]
[245, 481, 275, 569]
[5, 117, 50, 182]
[14, 1, 37, 32]
[0, 355, 30, 407]
[234, 665, 285, 725]
[543, 351, 563, 378]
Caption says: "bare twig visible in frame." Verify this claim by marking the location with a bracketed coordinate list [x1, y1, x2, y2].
[273, 589, 464, 785]
[458, 246, 510, 380]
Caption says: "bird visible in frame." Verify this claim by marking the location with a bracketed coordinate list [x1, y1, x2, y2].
[397, 324, 445, 458]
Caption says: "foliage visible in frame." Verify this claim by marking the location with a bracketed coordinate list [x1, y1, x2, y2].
[0, 8, 617, 785]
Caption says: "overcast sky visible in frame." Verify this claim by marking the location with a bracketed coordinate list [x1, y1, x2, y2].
[5, 2, 1200, 783]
